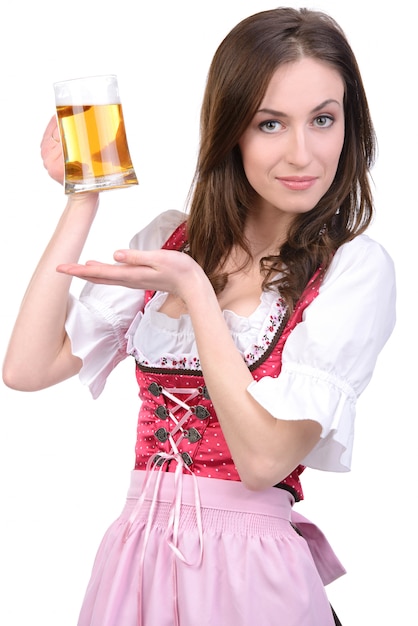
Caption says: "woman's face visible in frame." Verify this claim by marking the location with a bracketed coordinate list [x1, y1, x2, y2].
[239, 57, 345, 219]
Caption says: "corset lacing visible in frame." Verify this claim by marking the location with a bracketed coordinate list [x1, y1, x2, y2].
[123, 383, 206, 626]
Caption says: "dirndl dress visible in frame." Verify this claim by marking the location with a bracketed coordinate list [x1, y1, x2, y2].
[76, 222, 346, 625]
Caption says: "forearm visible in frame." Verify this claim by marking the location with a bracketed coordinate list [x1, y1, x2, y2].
[186, 282, 321, 490]
[32, 242, 322, 485]
[2, 193, 99, 390]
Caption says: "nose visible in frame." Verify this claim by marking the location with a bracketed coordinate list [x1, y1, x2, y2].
[285, 127, 312, 167]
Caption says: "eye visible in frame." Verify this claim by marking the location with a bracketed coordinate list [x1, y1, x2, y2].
[259, 120, 283, 133]
[313, 115, 334, 128]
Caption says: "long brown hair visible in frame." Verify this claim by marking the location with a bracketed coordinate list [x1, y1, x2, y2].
[186, 7, 376, 310]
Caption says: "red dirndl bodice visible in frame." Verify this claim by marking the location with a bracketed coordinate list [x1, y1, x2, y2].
[132, 222, 322, 502]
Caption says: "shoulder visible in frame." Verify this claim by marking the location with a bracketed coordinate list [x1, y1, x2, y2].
[335, 234, 394, 266]
[312, 234, 396, 350]
[129, 210, 187, 251]
[324, 234, 396, 288]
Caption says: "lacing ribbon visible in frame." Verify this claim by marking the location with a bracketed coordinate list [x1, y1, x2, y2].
[122, 384, 206, 626]
[158, 386, 201, 448]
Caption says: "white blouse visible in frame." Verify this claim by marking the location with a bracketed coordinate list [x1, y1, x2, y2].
[65, 209, 396, 473]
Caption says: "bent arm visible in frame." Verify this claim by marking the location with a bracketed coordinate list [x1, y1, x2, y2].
[186, 283, 322, 490]
[49, 236, 395, 490]
[182, 239, 396, 490]
[2, 193, 99, 391]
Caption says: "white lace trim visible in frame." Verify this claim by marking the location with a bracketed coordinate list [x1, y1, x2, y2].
[126, 290, 287, 370]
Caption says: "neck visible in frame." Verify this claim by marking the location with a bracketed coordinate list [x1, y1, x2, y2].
[244, 211, 291, 258]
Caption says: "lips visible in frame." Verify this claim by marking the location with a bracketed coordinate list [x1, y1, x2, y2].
[277, 176, 318, 191]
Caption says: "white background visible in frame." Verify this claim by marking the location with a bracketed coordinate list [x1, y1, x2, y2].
[0, 1, 415, 624]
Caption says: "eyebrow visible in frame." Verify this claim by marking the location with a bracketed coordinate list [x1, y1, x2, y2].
[256, 99, 342, 117]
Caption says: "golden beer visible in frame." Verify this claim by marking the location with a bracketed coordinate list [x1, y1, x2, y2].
[54, 76, 138, 194]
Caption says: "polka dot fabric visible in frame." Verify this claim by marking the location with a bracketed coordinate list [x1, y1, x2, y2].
[134, 222, 323, 502]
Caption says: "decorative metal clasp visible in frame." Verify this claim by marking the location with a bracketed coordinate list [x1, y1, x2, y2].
[148, 382, 162, 397]
[198, 386, 210, 400]
[154, 427, 169, 443]
[185, 427, 202, 443]
[181, 452, 193, 466]
[155, 405, 169, 420]
[193, 405, 210, 420]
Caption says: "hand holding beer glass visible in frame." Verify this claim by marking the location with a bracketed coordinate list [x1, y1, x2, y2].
[54, 75, 138, 194]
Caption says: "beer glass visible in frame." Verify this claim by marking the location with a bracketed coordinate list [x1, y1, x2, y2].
[54, 75, 138, 194]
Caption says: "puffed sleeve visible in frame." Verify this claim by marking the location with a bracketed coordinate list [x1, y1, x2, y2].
[65, 209, 186, 399]
[247, 235, 396, 472]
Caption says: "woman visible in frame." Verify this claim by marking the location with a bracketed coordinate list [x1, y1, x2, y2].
[3, 7, 396, 626]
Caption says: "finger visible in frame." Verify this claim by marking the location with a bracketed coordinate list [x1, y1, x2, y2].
[40, 116, 65, 185]
[113, 248, 170, 266]
[56, 261, 110, 275]
[41, 149, 62, 170]
[56, 261, 133, 282]
[40, 115, 59, 145]
[56, 260, 161, 290]
[40, 117, 61, 159]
